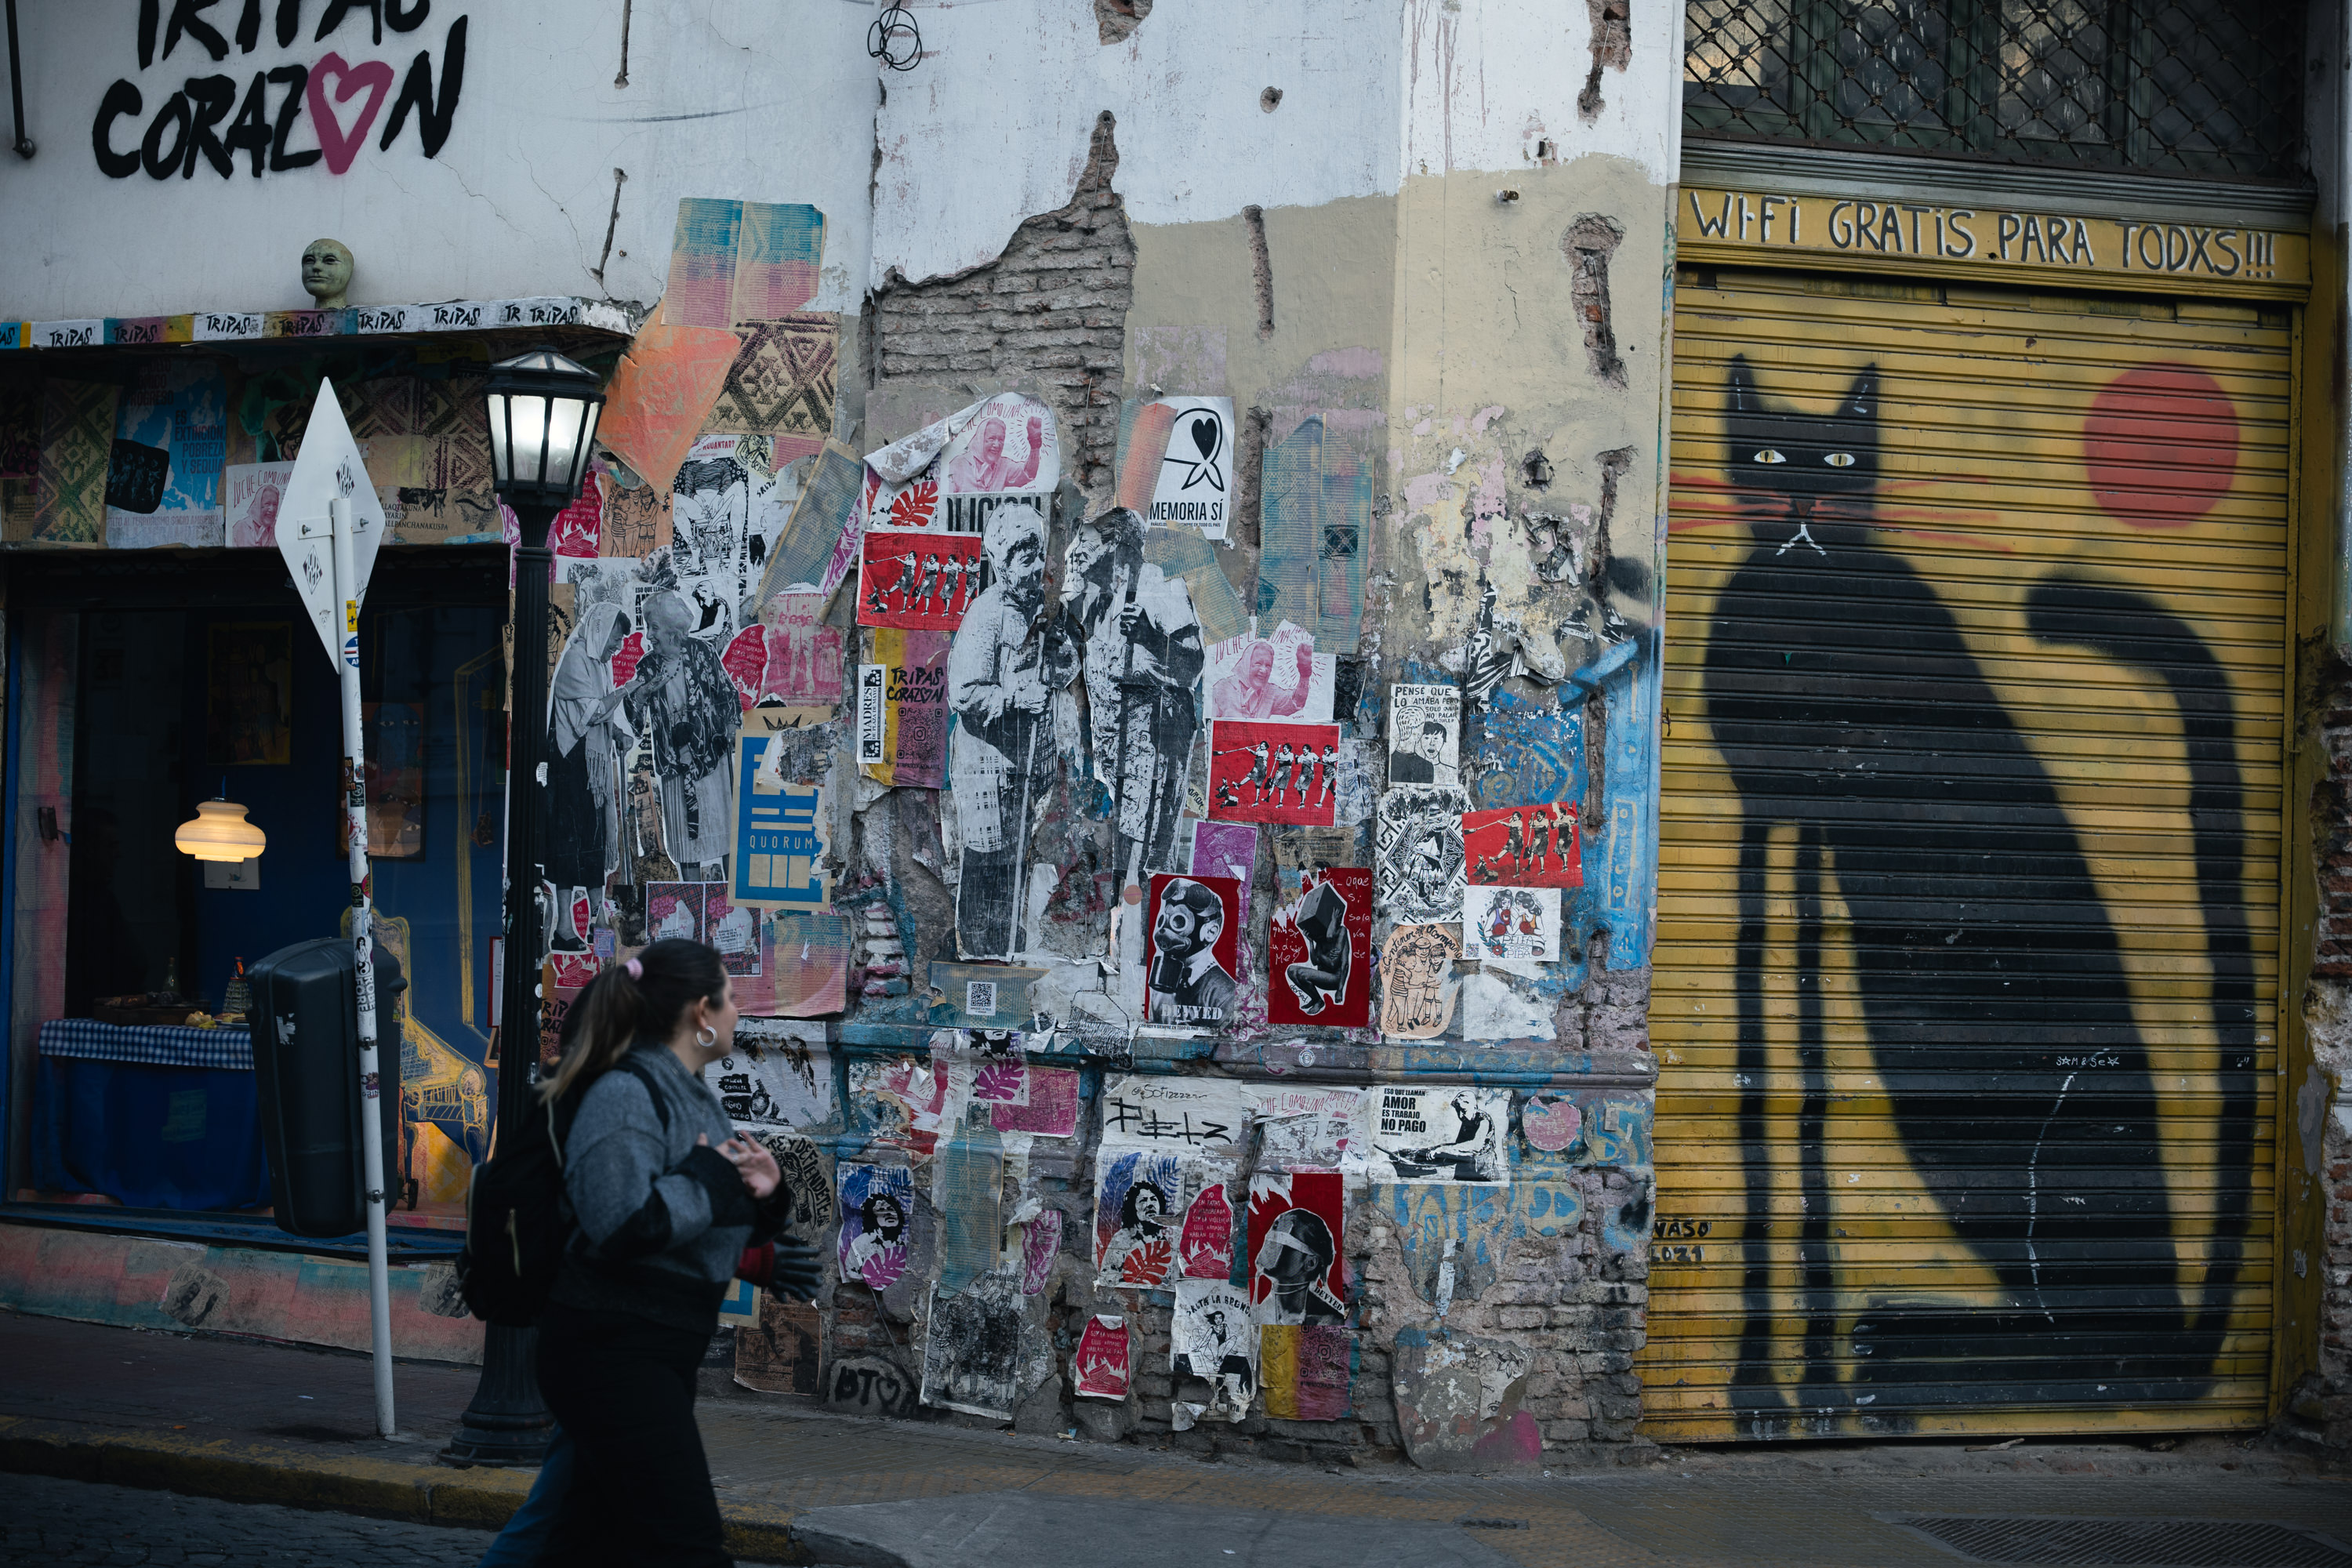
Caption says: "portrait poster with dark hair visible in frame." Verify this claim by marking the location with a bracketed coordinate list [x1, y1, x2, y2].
[1359, 1086, 1509, 1186]
[1094, 1147, 1183, 1288]
[1247, 1170, 1348, 1326]
[1266, 867, 1372, 1029]
[1143, 873, 1243, 1029]
[1385, 684, 1461, 787]
[1462, 802, 1581, 888]
[1207, 720, 1341, 826]
[205, 621, 293, 765]
[858, 528, 985, 631]
[837, 1162, 915, 1290]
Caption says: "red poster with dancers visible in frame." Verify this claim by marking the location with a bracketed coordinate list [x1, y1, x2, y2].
[1207, 720, 1340, 826]
[855, 528, 986, 632]
[1462, 800, 1581, 887]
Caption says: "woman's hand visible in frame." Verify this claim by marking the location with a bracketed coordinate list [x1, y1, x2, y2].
[701, 1134, 782, 1200]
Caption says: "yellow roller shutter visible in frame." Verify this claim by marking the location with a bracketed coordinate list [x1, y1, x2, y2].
[1641, 266, 2289, 1441]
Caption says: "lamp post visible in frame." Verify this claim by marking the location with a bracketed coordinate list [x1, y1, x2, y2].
[446, 347, 605, 1467]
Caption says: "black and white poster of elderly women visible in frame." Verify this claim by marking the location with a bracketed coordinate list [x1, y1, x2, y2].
[626, 587, 742, 878]
[545, 601, 639, 950]
[1065, 506, 1202, 893]
[946, 502, 1080, 960]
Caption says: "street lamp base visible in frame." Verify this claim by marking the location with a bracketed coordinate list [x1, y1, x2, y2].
[444, 1323, 556, 1467]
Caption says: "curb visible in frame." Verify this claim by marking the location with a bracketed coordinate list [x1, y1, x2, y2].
[0, 1415, 804, 1562]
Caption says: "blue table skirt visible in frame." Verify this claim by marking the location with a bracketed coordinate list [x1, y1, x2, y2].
[31, 1055, 271, 1211]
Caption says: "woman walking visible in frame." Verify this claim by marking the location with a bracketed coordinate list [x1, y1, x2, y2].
[529, 938, 818, 1566]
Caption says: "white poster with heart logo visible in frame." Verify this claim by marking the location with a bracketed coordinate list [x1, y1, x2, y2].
[1138, 397, 1235, 541]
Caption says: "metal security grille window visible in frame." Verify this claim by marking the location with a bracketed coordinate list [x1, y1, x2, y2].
[1683, 0, 2305, 178]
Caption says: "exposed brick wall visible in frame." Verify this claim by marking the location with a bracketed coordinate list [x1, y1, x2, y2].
[868, 111, 1134, 503]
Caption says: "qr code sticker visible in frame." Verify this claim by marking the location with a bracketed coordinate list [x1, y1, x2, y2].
[966, 980, 998, 1018]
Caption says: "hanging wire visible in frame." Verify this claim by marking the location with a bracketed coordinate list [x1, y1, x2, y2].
[869, 5, 922, 71]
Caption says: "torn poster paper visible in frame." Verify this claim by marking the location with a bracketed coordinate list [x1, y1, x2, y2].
[1374, 786, 1471, 925]
[1209, 720, 1341, 826]
[733, 722, 829, 911]
[1095, 1147, 1230, 1290]
[665, 198, 825, 328]
[1205, 624, 1333, 724]
[1387, 684, 1462, 786]
[1464, 803, 1581, 888]
[704, 1020, 833, 1131]
[1379, 924, 1461, 1040]
[105, 360, 226, 547]
[1270, 825, 1360, 902]
[932, 1117, 1002, 1296]
[549, 477, 602, 559]
[626, 582, 742, 873]
[928, 962, 1050, 1029]
[992, 1063, 1080, 1138]
[224, 461, 293, 548]
[1145, 873, 1242, 1029]
[1188, 822, 1257, 918]
[1068, 506, 1203, 885]
[670, 441, 757, 648]
[1362, 1087, 1508, 1185]
[1172, 1279, 1257, 1425]
[1020, 1207, 1064, 1294]
[755, 587, 844, 708]
[920, 1274, 1032, 1420]
[1464, 884, 1561, 969]
[1267, 867, 1373, 1029]
[946, 501, 1080, 960]
[759, 438, 863, 606]
[1247, 1086, 1366, 1174]
[1127, 396, 1234, 541]
[856, 629, 949, 788]
[598, 466, 672, 558]
[1249, 1171, 1348, 1326]
[1255, 414, 1371, 652]
[970, 1054, 1028, 1106]
[1261, 1325, 1353, 1421]
[597, 323, 740, 495]
[858, 528, 985, 631]
[1075, 1315, 1131, 1401]
[703, 314, 837, 457]
[837, 1162, 915, 1290]
[1099, 1074, 1251, 1159]
[1145, 526, 1250, 647]
[1519, 1092, 1583, 1154]
[863, 393, 1058, 529]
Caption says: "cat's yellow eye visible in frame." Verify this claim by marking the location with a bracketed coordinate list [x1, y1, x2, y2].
[1824, 452, 1857, 467]
[1752, 448, 1786, 464]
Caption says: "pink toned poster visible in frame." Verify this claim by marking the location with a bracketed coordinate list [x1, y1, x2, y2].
[992, 1064, 1079, 1137]
[1075, 1315, 1131, 1401]
[1207, 721, 1340, 826]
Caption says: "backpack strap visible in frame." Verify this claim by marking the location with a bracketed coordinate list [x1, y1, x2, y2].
[617, 1053, 674, 1132]
[549, 1050, 674, 1168]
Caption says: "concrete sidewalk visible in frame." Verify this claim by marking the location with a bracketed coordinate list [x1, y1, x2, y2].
[2, 1309, 2347, 1567]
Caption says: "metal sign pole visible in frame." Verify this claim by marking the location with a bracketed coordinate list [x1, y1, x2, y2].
[332, 494, 395, 1439]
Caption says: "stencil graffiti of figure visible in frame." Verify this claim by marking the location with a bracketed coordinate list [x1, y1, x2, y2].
[1316, 742, 1339, 808]
[1064, 506, 1203, 887]
[1102, 1178, 1172, 1285]
[1196, 1306, 1255, 1413]
[948, 503, 1080, 959]
[845, 1189, 909, 1289]
[917, 552, 943, 615]
[1272, 742, 1297, 807]
[1147, 877, 1236, 1026]
[1280, 875, 1352, 1017]
[625, 589, 739, 875]
[1254, 1210, 1345, 1326]
[544, 603, 638, 950]
[948, 412, 1046, 493]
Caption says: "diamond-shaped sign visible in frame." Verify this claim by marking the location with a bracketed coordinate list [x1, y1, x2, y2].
[278, 379, 387, 666]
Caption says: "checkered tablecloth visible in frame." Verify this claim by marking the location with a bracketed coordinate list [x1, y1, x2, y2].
[38, 1018, 255, 1071]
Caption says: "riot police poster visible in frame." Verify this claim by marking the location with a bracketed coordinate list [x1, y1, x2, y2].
[1266, 866, 1372, 1028]
[1463, 800, 1581, 887]
[857, 528, 985, 631]
[1359, 1086, 1509, 1185]
[1144, 873, 1243, 1028]
[1207, 720, 1341, 826]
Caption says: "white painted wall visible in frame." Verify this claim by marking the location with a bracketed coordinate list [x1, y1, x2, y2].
[0, 1, 877, 321]
[871, 0, 1404, 287]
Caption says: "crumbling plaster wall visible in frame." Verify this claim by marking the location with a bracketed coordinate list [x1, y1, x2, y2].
[855, 0, 1684, 1461]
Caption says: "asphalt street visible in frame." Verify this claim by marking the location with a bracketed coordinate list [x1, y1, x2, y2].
[0, 1473, 496, 1566]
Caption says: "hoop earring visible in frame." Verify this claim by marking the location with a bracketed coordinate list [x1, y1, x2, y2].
[696, 1025, 718, 1048]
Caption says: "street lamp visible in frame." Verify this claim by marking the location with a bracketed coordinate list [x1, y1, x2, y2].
[446, 347, 604, 1468]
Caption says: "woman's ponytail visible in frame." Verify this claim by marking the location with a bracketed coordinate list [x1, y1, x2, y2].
[537, 937, 728, 1103]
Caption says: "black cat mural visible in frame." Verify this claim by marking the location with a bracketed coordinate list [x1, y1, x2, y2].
[1700, 358, 2256, 1431]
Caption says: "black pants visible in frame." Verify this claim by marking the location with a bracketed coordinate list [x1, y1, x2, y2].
[534, 1303, 728, 1568]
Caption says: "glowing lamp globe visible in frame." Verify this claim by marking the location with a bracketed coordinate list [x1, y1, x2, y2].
[176, 800, 267, 863]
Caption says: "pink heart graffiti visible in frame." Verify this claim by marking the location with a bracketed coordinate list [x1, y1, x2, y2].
[306, 53, 396, 176]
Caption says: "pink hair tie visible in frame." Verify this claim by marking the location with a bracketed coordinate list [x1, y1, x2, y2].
[624, 956, 644, 980]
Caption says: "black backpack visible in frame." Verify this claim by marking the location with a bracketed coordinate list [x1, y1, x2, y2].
[458, 1054, 669, 1327]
